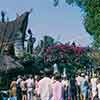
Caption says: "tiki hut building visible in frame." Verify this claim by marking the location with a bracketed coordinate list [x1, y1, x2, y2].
[0, 10, 32, 75]
[0, 10, 32, 55]
[0, 55, 24, 75]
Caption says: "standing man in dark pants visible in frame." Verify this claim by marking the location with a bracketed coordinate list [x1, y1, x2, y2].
[70, 75, 77, 100]
[16, 75, 22, 100]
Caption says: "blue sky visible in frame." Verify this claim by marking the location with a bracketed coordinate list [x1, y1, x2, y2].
[0, 0, 92, 46]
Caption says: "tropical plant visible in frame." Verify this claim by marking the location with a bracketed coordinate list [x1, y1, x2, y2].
[43, 42, 87, 75]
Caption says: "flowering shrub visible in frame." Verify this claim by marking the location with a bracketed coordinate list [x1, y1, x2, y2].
[42, 43, 88, 74]
[44, 44, 86, 62]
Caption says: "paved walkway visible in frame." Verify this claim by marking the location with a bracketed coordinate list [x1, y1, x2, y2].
[33, 96, 40, 100]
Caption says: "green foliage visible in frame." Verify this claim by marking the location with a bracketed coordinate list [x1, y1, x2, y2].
[0, 77, 9, 89]
[33, 35, 94, 75]
[35, 36, 54, 57]
[20, 52, 33, 61]
[44, 43, 89, 75]
[17, 35, 94, 75]
[34, 56, 44, 70]
[44, 36, 54, 48]
[87, 49, 100, 65]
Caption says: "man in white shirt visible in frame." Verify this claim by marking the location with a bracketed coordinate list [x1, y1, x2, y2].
[26, 75, 34, 100]
[76, 73, 83, 99]
[38, 69, 52, 100]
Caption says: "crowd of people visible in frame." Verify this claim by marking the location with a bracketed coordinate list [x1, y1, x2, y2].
[9, 75, 33, 100]
[8, 71, 100, 100]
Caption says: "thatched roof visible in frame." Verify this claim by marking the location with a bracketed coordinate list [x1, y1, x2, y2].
[0, 11, 30, 47]
[0, 55, 24, 74]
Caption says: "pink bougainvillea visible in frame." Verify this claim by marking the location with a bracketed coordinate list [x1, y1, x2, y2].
[43, 44, 86, 62]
